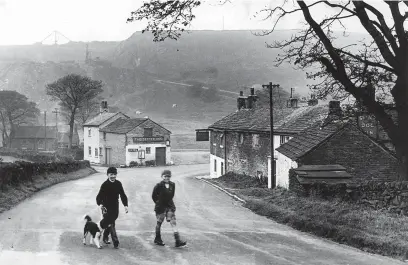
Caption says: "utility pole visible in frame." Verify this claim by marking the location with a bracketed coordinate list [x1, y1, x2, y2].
[52, 108, 59, 147]
[44, 111, 47, 150]
[262, 82, 280, 189]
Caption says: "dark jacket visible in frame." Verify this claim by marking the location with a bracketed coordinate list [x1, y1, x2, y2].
[152, 181, 176, 213]
[96, 179, 128, 221]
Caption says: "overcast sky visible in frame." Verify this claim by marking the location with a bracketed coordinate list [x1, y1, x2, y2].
[0, 0, 396, 45]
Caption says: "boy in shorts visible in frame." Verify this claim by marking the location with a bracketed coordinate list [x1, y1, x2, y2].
[152, 169, 187, 247]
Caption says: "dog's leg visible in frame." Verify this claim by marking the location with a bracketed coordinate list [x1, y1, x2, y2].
[94, 232, 102, 249]
[89, 234, 94, 245]
[83, 231, 88, 245]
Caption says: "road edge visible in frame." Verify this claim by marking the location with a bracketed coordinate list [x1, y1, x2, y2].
[196, 177, 246, 203]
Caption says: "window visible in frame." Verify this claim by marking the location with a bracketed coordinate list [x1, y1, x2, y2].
[88, 129, 91, 137]
[88, 146, 91, 156]
[280, 136, 290, 144]
[138, 150, 146, 159]
[239, 133, 244, 144]
[146, 147, 151, 154]
[144, 128, 153, 137]
[103, 132, 106, 140]
[221, 162, 224, 175]
[95, 148, 98, 157]
[252, 134, 260, 147]
[214, 159, 217, 172]
[99, 147, 103, 156]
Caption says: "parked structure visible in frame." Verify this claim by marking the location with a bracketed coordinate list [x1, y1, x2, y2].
[100, 118, 171, 166]
[83, 101, 129, 164]
[11, 126, 58, 151]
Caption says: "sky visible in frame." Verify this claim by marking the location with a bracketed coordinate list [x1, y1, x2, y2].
[0, 0, 397, 45]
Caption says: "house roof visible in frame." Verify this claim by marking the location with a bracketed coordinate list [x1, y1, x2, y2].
[14, 126, 58, 139]
[208, 106, 296, 132]
[83, 112, 128, 127]
[276, 121, 343, 160]
[273, 104, 329, 134]
[100, 118, 148, 134]
[208, 103, 328, 134]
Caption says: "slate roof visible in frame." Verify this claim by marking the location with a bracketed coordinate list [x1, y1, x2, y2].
[14, 126, 58, 139]
[208, 103, 329, 134]
[83, 112, 129, 127]
[209, 106, 272, 132]
[276, 121, 346, 160]
[273, 104, 329, 134]
[100, 118, 148, 134]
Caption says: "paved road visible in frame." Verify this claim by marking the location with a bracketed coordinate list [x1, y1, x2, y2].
[0, 164, 405, 265]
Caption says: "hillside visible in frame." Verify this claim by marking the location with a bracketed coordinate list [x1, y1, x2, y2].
[0, 30, 366, 129]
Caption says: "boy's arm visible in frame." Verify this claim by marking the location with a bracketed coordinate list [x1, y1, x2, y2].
[119, 182, 128, 207]
[96, 183, 105, 206]
[152, 184, 159, 203]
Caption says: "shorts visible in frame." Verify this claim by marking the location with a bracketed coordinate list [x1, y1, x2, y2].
[156, 208, 176, 223]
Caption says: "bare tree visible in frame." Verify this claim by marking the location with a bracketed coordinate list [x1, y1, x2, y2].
[0, 90, 40, 147]
[75, 98, 101, 127]
[46, 74, 103, 148]
[128, 0, 408, 179]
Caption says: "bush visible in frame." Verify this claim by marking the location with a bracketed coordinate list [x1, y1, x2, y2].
[129, 161, 139, 168]
[0, 160, 90, 190]
[145, 160, 156, 166]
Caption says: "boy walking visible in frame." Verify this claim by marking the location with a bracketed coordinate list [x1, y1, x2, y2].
[152, 170, 187, 247]
[96, 167, 129, 249]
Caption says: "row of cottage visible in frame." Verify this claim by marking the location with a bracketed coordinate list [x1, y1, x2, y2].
[199, 88, 398, 188]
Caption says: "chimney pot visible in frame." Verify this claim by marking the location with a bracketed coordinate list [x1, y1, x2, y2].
[240, 91, 243, 96]
[250, 87, 254, 96]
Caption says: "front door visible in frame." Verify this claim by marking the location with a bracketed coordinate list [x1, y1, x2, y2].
[155, 147, 166, 166]
[105, 148, 112, 165]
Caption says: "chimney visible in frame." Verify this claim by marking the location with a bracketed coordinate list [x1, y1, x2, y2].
[358, 84, 375, 113]
[100, 100, 108, 113]
[287, 88, 298, 108]
[246, 87, 258, 109]
[237, 91, 246, 110]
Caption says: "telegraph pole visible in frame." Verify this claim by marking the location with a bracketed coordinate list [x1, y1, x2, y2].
[52, 108, 59, 146]
[44, 111, 47, 150]
[262, 82, 280, 189]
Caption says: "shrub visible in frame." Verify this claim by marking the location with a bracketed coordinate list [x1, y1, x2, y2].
[129, 161, 139, 168]
[0, 160, 90, 191]
[145, 160, 156, 167]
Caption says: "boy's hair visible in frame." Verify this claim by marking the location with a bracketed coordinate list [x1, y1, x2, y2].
[161, 170, 172, 177]
[107, 167, 117, 175]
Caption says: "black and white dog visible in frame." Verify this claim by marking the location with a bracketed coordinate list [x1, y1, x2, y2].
[83, 214, 103, 249]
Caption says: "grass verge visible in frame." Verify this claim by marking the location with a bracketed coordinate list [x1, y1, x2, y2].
[0, 167, 97, 214]
[206, 173, 408, 261]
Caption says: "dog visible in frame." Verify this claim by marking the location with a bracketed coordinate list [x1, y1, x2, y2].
[83, 214, 103, 249]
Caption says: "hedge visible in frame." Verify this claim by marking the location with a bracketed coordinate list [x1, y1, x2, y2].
[0, 160, 90, 191]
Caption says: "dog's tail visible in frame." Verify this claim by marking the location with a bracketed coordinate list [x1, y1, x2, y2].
[83, 214, 92, 222]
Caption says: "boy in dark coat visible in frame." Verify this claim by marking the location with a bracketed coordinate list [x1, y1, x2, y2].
[152, 169, 187, 247]
[96, 167, 129, 249]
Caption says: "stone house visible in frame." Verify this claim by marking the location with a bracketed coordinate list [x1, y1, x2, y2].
[276, 118, 398, 188]
[99, 118, 171, 166]
[201, 88, 328, 181]
[11, 126, 58, 151]
[83, 102, 129, 164]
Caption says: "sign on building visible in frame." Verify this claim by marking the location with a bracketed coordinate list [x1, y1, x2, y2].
[132, 137, 164, 143]
[358, 114, 378, 139]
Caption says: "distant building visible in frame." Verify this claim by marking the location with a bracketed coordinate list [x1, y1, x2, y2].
[83, 101, 130, 164]
[100, 118, 172, 166]
[11, 125, 58, 151]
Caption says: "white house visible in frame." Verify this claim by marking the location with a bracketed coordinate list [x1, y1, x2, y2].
[83, 104, 129, 164]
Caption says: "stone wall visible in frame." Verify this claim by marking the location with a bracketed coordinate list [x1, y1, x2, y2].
[289, 169, 408, 215]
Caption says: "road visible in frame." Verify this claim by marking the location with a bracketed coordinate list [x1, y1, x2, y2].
[0, 164, 405, 265]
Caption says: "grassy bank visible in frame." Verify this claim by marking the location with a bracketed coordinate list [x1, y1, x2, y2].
[0, 167, 96, 214]
[206, 173, 408, 261]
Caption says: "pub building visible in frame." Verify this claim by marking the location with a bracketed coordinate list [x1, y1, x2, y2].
[98, 117, 172, 167]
